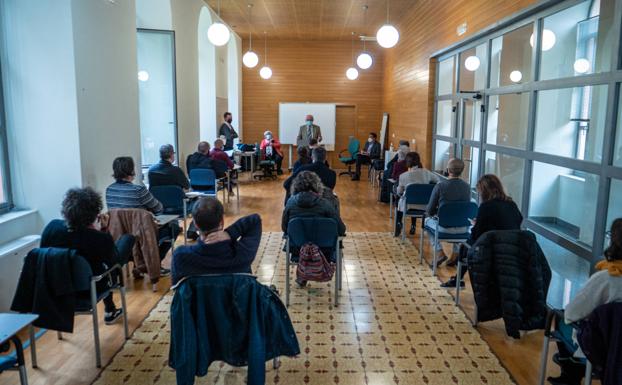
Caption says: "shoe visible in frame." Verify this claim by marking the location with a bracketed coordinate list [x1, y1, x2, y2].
[229, 190, 235, 197]
[440, 276, 465, 288]
[295, 278, 307, 287]
[394, 223, 403, 237]
[132, 270, 144, 280]
[186, 230, 199, 241]
[547, 374, 581, 385]
[277, 169, 283, 175]
[104, 308, 123, 325]
[160, 267, 171, 276]
[351, 175, 360, 181]
[446, 258, 458, 267]
[435, 254, 448, 267]
[409, 225, 416, 235]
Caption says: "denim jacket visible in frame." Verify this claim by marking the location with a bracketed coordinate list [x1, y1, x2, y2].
[169, 275, 300, 385]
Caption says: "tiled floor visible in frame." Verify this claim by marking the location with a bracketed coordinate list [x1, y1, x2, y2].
[94, 232, 515, 385]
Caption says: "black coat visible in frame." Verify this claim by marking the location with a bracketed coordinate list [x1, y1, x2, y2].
[281, 191, 346, 236]
[467, 230, 552, 338]
[186, 152, 228, 178]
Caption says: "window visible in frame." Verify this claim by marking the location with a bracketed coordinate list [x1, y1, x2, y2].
[137, 29, 178, 167]
[0, 67, 10, 214]
[606, 179, 622, 235]
[535, 85, 607, 162]
[490, 23, 534, 87]
[437, 57, 456, 95]
[435, 100, 455, 136]
[486, 93, 530, 149]
[461, 145, 480, 189]
[615, 91, 622, 167]
[529, 162, 599, 247]
[484, 151, 525, 209]
[459, 43, 487, 91]
[433, 141, 454, 173]
[539, 0, 614, 80]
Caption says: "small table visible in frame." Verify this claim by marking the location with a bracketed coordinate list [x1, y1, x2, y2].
[0, 313, 39, 384]
[236, 151, 256, 179]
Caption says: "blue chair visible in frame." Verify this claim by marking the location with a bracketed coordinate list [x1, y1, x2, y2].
[189, 168, 226, 201]
[150, 185, 187, 245]
[397, 183, 436, 263]
[338, 137, 360, 177]
[285, 217, 342, 307]
[424, 201, 478, 275]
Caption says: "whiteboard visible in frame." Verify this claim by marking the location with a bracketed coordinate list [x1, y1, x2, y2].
[279, 103, 336, 149]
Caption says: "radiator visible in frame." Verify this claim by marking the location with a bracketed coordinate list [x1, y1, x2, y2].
[0, 235, 40, 312]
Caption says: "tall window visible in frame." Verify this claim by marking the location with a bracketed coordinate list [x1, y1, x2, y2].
[0, 64, 11, 214]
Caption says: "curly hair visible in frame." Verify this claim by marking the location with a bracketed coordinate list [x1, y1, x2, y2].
[291, 171, 323, 195]
[61, 187, 103, 230]
[604, 218, 622, 262]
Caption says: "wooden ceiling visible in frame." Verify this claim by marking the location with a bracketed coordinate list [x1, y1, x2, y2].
[204, 0, 414, 40]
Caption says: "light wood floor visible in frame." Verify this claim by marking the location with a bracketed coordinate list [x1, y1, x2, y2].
[2, 172, 565, 385]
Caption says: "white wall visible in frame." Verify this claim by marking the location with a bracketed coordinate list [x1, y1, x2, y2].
[0, 0, 83, 229]
[136, 0, 172, 29]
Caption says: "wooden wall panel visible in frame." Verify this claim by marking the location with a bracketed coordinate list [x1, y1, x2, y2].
[382, 0, 538, 167]
[241, 40, 384, 167]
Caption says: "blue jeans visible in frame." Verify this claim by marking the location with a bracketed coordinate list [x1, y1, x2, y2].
[424, 217, 467, 253]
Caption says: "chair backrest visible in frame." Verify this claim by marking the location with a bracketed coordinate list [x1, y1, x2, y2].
[189, 168, 216, 191]
[437, 201, 478, 228]
[150, 185, 185, 215]
[404, 183, 435, 206]
[286, 217, 339, 249]
[347, 137, 360, 156]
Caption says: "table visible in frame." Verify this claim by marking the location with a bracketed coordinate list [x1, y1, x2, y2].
[0, 313, 39, 384]
[226, 165, 241, 205]
[235, 151, 255, 179]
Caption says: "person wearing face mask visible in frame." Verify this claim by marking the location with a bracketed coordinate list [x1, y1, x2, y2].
[260, 130, 284, 175]
[297, 114, 322, 148]
[352, 132, 381, 181]
[218, 112, 239, 151]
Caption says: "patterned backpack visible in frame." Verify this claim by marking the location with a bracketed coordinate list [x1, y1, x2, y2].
[296, 242, 335, 282]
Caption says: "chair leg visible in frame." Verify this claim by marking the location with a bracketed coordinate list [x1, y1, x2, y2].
[538, 310, 555, 385]
[18, 364, 28, 385]
[29, 325, 37, 368]
[273, 357, 280, 369]
[334, 239, 340, 307]
[401, 214, 406, 242]
[432, 228, 439, 276]
[57, 331, 62, 340]
[236, 182, 240, 207]
[419, 218, 425, 265]
[584, 360, 592, 385]
[389, 193, 393, 219]
[183, 200, 188, 246]
[120, 286, 129, 339]
[339, 247, 343, 291]
[455, 260, 462, 306]
[285, 239, 290, 307]
[90, 280, 102, 368]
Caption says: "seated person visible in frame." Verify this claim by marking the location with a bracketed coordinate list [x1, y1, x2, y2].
[352, 132, 381, 181]
[547, 218, 622, 385]
[391, 146, 409, 180]
[293, 146, 312, 173]
[186, 141, 227, 177]
[171, 198, 262, 285]
[260, 130, 284, 175]
[424, 158, 471, 266]
[210, 138, 234, 169]
[105, 156, 178, 272]
[380, 140, 410, 204]
[148, 144, 190, 189]
[283, 147, 336, 205]
[282, 171, 346, 265]
[441, 174, 523, 288]
[41, 187, 135, 324]
[395, 152, 439, 237]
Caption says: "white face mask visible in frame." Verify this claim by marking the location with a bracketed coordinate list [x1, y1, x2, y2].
[265, 135, 272, 141]
[368, 138, 373, 143]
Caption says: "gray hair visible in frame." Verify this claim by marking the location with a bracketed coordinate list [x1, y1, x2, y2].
[159, 144, 175, 160]
[291, 171, 324, 196]
[397, 147, 409, 161]
[312, 147, 327, 163]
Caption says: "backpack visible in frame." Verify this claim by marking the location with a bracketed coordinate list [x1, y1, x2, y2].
[296, 243, 334, 282]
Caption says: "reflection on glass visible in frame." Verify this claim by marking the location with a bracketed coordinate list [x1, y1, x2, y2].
[438, 56, 455, 95]
[0, 135, 6, 204]
[434, 141, 454, 173]
[484, 151, 525, 209]
[487, 93, 530, 148]
[435, 100, 454, 136]
[459, 43, 487, 91]
[529, 161, 598, 247]
[540, 0, 614, 81]
[137, 30, 177, 166]
[490, 23, 533, 87]
[462, 99, 482, 141]
[535, 85, 607, 162]
[606, 179, 622, 238]
[615, 92, 622, 167]
[462, 146, 480, 188]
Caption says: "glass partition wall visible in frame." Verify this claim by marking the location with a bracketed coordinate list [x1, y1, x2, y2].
[432, 0, 622, 263]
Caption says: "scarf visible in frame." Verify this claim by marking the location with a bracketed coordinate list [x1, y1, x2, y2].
[595, 259, 622, 276]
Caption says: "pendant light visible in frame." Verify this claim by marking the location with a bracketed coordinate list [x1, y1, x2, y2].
[208, 0, 231, 46]
[356, 5, 373, 70]
[376, 0, 399, 48]
[260, 32, 272, 79]
[242, 4, 259, 68]
[346, 32, 359, 80]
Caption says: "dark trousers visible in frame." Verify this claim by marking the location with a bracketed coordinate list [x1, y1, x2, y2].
[267, 153, 283, 171]
[394, 211, 417, 236]
[355, 155, 372, 176]
[158, 222, 181, 261]
[102, 234, 135, 312]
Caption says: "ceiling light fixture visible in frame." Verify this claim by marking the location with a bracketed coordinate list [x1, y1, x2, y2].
[260, 32, 272, 79]
[509, 70, 523, 83]
[346, 32, 359, 80]
[464, 55, 480, 71]
[356, 5, 373, 70]
[207, 0, 231, 46]
[376, 0, 399, 48]
[242, 4, 259, 68]
[529, 29, 556, 51]
[573, 58, 591, 74]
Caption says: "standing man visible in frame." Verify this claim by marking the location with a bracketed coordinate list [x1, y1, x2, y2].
[297, 114, 322, 148]
[352, 132, 381, 181]
[218, 112, 238, 151]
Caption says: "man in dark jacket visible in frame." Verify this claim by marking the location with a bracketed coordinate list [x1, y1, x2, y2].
[352, 132, 381, 181]
[186, 141, 228, 178]
[171, 197, 262, 285]
[148, 144, 190, 189]
[283, 147, 336, 205]
[218, 112, 238, 151]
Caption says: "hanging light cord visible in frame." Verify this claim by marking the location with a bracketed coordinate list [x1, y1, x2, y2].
[217, 0, 221, 16]
[264, 32, 268, 65]
[386, 0, 390, 23]
[363, 5, 368, 51]
[351, 32, 355, 65]
[248, 4, 252, 50]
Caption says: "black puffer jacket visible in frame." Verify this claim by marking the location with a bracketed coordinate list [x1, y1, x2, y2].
[281, 191, 346, 236]
[467, 230, 551, 338]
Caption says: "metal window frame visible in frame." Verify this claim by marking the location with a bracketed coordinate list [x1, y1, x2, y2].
[136, 28, 180, 168]
[431, 0, 622, 263]
[0, 53, 12, 215]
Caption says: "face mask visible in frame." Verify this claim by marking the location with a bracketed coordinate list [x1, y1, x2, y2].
[306, 120, 312, 126]
[266, 135, 272, 141]
[368, 138, 373, 143]
[226, 118, 232, 124]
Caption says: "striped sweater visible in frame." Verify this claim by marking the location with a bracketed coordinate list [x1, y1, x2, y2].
[105, 180, 163, 214]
